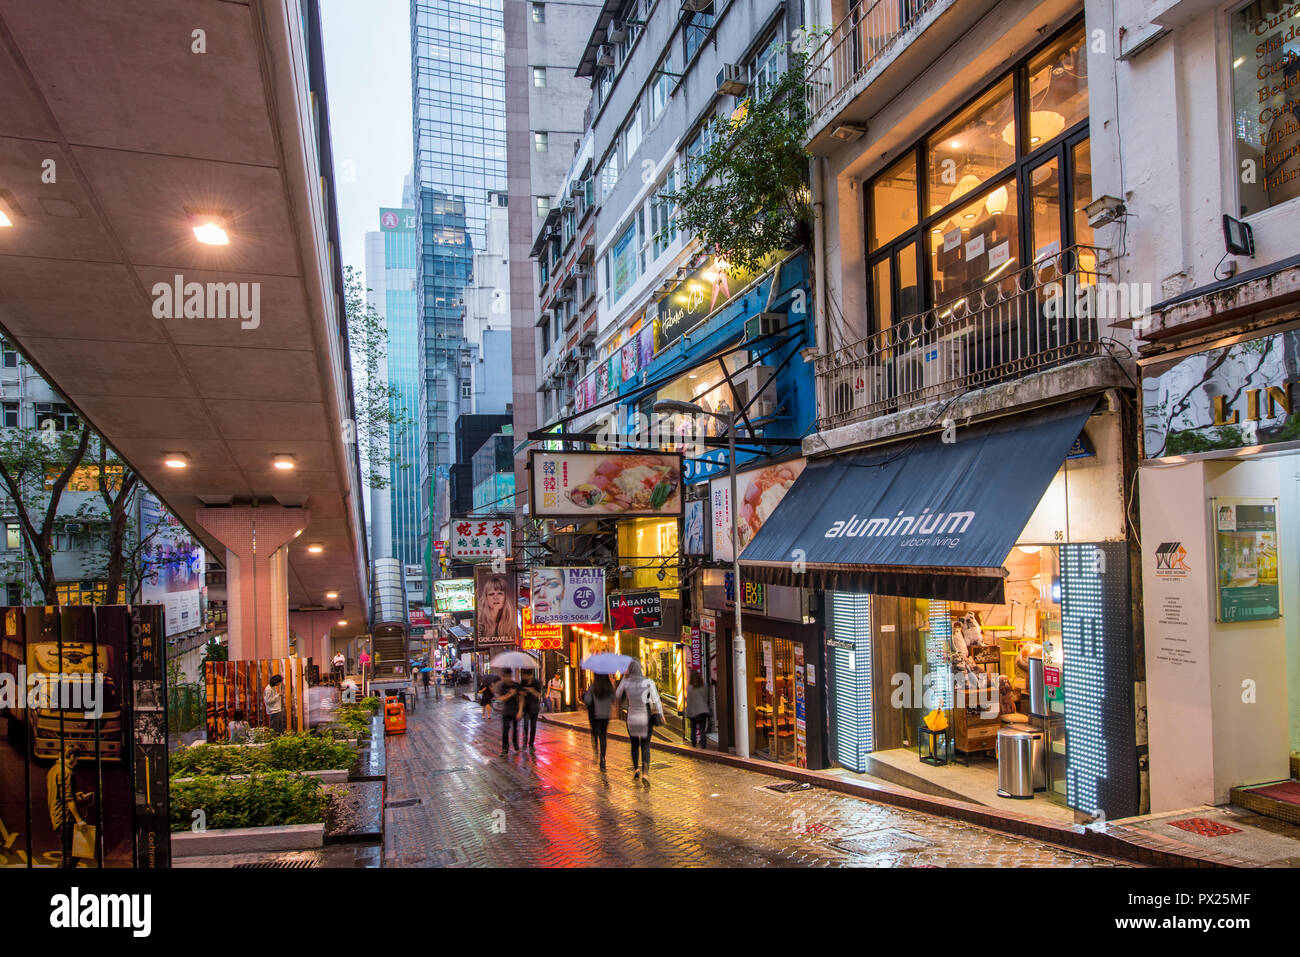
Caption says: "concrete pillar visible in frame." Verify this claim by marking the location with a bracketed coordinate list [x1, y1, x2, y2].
[288, 608, 344, 668]
[196, 506, 310, 661]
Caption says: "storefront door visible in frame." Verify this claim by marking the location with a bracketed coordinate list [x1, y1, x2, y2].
[750, 634, 797, 764]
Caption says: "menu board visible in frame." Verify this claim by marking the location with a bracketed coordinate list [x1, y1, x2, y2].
[1214, 498, 1281, 622]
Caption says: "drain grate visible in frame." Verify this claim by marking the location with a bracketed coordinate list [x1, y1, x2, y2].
[832, 828, 933, 856]
[386, 797, 423, 808]
[502, 785, 568, 802]
[1168, 817, 1242, 837]
[764, 781, 814, 794]
[235, 858, 319, 869]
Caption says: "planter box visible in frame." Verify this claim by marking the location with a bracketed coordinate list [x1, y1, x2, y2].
[172, 823, 324, 857]
[172, 768, 349, 785]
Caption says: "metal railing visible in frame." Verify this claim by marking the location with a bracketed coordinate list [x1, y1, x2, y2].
[807, 0, 939, 127]
[815, 245, 1108, 431]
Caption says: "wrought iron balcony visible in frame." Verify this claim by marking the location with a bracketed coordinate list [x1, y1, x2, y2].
[815, 246, 1112, 431]
[806, 0, 938, 128]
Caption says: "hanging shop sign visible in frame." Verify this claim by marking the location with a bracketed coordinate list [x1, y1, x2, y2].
[1213, 497, 1281, 622]
[722, 572, 767, 613]
[1141, 328, 1300, 459]
[656, 254, 777, 349]
[474, 567, 519, 646]
[529, 566, 606, 624]
[520, 607, 563, 651]
[448, 518, 511, 561]
[530, 450, 683, 518]
[710, 458, 807, 562]
[607, 589, 664, 630]
[683, 497, 710, 555]
[434, 578, 475, 614]
[687, 624, 702, 671]
[409, 608, 432, 627]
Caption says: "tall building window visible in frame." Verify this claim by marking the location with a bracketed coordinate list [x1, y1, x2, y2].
[650, 54, 674, 122]
[533, 67, 547, 87]
[531, 2, 545, 22]
[2, 345, 17, 368]
[536, 196, 550, 217]
[2, 402, 17, 428]
[623, 107, 643, 162]
[534, 131, 549, 152]
[684, 5, 714, 63]
[751, 34, 783, 100]
[5, 524, 20, 550]
[34, 402, 77, 432]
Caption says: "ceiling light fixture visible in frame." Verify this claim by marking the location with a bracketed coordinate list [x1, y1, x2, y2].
[307, 543, 324, 554]
[337, 619, 348, 627]
[273, 453, 296, 470]
[325, 591, 339, 600]
[163, 452, 189, 469]
[187, 208, 232, 246]
[0, 210, 12, 229]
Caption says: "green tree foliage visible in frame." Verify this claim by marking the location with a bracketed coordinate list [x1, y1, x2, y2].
[343, 265, 414, 490]
[667, 48, 813, 274]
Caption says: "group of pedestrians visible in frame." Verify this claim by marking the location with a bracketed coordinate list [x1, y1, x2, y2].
[480, 668, 545, 754]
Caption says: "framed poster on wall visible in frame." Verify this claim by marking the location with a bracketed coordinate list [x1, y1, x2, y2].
[1212, 497, 1280, 622]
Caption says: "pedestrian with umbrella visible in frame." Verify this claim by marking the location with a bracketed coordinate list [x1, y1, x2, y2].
[582, 673, 615, 771]
[518, 669, 544, 752]
[490, 652, 539, 756]
[614, 659, 664, 784]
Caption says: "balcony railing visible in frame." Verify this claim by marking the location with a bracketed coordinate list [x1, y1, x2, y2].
[807, 0, 938, 127]
[815, 246, 1109, 431]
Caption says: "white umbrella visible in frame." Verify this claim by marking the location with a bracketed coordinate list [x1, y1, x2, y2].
[491, 651, 540, 670]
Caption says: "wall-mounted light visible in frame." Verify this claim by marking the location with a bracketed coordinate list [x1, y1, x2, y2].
[830, 122, 867, 142]
[163, 452, 189, 469]
[187, 208, 232, 246]
[273, 453, 296, 470]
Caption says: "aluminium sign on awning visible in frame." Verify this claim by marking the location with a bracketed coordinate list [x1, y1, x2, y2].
[738, 398, 1097, 603]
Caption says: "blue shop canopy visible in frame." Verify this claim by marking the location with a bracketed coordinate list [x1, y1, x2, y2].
[739, 398, 1097, 603]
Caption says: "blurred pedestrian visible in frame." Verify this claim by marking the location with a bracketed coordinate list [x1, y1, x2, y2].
[263, 673, 285, 735]
[583, 673, 614, 772]
[228, 709, 250, 743]
[518, 669, 544, 751]
[614, 660, 663, 784]
[478, 671, 500, 717]
[495, 670, 521, 756]
[685, 669, 710, 748]
[421, 668, 431, 696]
[546, 670, 563, 712]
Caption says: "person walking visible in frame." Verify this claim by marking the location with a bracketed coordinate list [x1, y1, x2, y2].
[517, 669, 544, 751]
[263, 673, 286, 735]
[614, 660, 663, 784]
[478, 671, 500, 717]
[421, 667, 432, 697]
[495, 670, 521, 755]
[331, 651, 346, 685]
[582, 673, 615, 771]
[685, 669, 710, 748]
[546, 670, 564, 712]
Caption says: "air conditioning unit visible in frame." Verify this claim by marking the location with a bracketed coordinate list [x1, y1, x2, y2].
[572, 264, 591, 280]
[824, 366, 885, 418]
[731, 364, 777, 418]
[717, 63, 748, 95]
[606, 20, 627, 42]
[742, 310, 784, 341]
[561, 197, 575, 211]
[682, 0, 712, 11]
[569, 180, 585, 198]
[597, 44, 615, 67]
[64, 523, 83, 534]
[896, 336, 968, 402]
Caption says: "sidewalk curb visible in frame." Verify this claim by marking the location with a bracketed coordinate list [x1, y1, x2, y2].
[538, 712, 1247, 868]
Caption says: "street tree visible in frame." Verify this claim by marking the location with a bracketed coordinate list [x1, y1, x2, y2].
[343, 264, 414, 490]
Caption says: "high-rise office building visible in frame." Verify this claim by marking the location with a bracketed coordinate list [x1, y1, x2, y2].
[363, 180, 422, 567]
[412, 0, 509, 579]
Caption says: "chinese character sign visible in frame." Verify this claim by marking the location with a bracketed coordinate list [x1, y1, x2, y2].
[448, 518, 511, 561]
[529, 567, 605, 624]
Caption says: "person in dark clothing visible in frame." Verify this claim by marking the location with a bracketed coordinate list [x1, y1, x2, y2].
[685, 668, 710, 748]
[420, 669, 431, 695]
[582, 673, 615, 772]
[495, 672, 521, 755]
[517, 669, 544, 751]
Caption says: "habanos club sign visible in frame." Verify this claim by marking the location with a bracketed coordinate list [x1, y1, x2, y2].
[449, 518, 511, 560]
[607, 590, 663, 630]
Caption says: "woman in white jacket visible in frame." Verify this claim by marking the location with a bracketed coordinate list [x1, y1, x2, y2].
[614, 660, 664, 783]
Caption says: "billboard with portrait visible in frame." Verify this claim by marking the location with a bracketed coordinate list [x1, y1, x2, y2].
[474, 567, 518, 646]
[709, 458, 806, 562]
[530, 451, 684, 518]
[529, 567, 605, 624]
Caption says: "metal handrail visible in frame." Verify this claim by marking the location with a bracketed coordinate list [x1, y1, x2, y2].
[815, 245, 1111, 431]
[806, 0, 939, 126]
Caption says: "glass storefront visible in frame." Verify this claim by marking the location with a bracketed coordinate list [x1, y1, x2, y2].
[637, 636, 683, 711]
[749, 633, 801, 765]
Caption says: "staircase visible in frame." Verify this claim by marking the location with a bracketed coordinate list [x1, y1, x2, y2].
[1230, 754, 1300, 825]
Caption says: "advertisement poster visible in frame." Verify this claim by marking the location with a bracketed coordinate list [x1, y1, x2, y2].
[607, 590, 663, 630]
[529, 567, 605, 624]
[709, 458, 806, 562]
[520, 607, 563, 651]
[139, 492, 204, 638]
[434, 578, 474, 613]
[474, 567, 519, 646]
[794, 643, 807, 769]
[596, 359, 612, 399]
[1214, 498, 1281, 622]
[448, 518, 511, 561]
[683, 497, 709, 555]
[621, 340, 638, 382]
[638, 322, 657, 366]
[531, 451, 683, 518]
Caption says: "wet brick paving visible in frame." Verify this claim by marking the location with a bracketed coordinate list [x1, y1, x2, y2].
[384, 695, 1126, 868]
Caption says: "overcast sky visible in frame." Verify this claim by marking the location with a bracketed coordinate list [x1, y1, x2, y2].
[320, 0, 413, 284]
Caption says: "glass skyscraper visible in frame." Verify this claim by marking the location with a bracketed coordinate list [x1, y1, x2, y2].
[411, 0, 507, 576]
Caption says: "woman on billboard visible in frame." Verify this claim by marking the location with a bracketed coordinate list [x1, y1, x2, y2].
[476, 572, 516, 641]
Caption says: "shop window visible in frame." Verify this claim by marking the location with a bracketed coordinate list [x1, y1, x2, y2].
[654, 353, 743, 442]
[869, 152, 918, 252]
[927, 178, 1019, 309]
[617, 517, 679, 590]
[925, 77, 1015, 217]
[1026, 31, 1088, 151]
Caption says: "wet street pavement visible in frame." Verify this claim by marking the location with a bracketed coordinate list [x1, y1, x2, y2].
[383, 693, 1127, 867]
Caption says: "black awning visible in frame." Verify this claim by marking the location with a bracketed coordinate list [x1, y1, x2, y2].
[739, 398, 1098, 603]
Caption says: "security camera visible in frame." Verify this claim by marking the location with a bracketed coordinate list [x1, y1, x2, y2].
[1085, 195, 1126, 228]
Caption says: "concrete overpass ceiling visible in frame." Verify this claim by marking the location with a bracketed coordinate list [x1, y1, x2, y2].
[0, 0, 369, 633]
